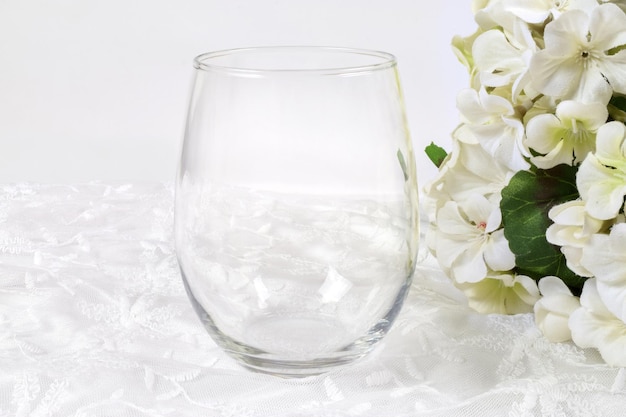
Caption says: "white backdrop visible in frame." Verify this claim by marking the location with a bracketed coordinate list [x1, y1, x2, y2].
[0, 0, 475, 184]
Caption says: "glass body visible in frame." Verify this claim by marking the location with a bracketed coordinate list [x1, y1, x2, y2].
[175, 46, 419, 377]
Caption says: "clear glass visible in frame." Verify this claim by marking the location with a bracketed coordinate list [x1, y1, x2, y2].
[175, 46, 419, 377]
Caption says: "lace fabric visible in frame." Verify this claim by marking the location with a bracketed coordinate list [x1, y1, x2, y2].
[1, 183, 624, 417]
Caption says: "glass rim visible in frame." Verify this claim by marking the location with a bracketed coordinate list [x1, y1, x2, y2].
[193, 46, 397, 75]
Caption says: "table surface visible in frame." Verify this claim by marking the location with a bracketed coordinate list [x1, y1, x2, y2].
[1, 182, 624, 417]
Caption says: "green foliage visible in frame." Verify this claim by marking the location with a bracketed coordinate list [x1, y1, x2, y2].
[500, 165, 587, 294]
[425, 142, 448, 168]
[609, 94, 626, 122]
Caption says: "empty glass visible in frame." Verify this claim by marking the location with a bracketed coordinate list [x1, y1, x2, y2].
[175, 46, 419, 377]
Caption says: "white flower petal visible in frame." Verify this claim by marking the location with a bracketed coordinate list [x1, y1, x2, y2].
[577, 148, 626, 220]
[546, 200, 603, 277]
[462, 194, 495, 225]
[581, 224, 626, 286]
[588, 3, 626, 50]
[437, 201, 476, 235]
[510, 274, 541, 308]
[561, 246, 593, 277]
[505, 0, 599, 23]
[548, 200, 585, 226]
[543, 9, 588, 54]
[453, 245, 490, 283]
[459, 278, 512, 314]
[434, 234, 469, 269]
[530, 53, 583, 99]
[597, 280, 626, 324]
[531, 139, 571, 169]
[457, 89, 490, 124]
[572, 0, 607, 14]
[483, 229, 516, 272]
[594, 121, 626, 162]
[473, 120, 530, 171]
[555, 100, 608, 131]
[570, 278, 626, 366]
[539, 313, 575, 342]
[505, 0, 552, 23]
[457, 272, 539, 314]
[598, 52, 626, 96]
[586, 177, 626, 220]
[479, 87, 515, 115]
[581, 278, 614, 316]
[473, 29, 527, 87]
[458, 141, 515, 190]
[538, 275, 574, 297]
[536, 285, 581, 342]
[525, 113, 563, 154]
[485, 204, 503, 232]
[574, 67, 613, 104]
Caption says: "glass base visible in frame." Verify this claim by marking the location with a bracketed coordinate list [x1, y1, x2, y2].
[231, 348, 370, 378]
[192, 307, 378, 377]
[181, 270, 410, 378]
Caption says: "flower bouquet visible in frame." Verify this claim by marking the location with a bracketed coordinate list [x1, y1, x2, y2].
[425, 0, 626, 366]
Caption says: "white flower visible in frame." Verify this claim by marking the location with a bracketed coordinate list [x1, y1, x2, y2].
[569, 278, 626, 367]
[473, 30, 528, 88]
[599, 0, 626, 14]
[504, 0, 598, 24]
[525, 101, 608, 169]
[473, 0, 503, 13]
[452, 30, 484, 90]
[457, 271, 540, 314]
[457, 88, 530, 171]
[580, 223, 626, 322]
[577, 121, 626, 220]
[475, 0, 526, 33]
[534, 276, 581, 342]
[546, 200, 606, 277]
[473, 1, 515, 36]
[434, 194, 515, 283]
[429, 0, 626, 368]
[529, 4, 626, 104]
[424, 139, 515, 207]
[471, 3, 539, 100]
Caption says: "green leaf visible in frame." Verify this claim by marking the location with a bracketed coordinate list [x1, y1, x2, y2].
[609, 94, 626, 122]
[500, 165, 587, 294]
[425, 142, 448, 168]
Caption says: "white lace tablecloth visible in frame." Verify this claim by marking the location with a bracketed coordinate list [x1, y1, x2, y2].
[1, 183, 625, 417]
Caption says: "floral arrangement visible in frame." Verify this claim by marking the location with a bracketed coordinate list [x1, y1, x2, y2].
[424, 0, 626, 366]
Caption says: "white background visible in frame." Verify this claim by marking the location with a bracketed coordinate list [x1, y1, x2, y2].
[0, 0, 476, 184]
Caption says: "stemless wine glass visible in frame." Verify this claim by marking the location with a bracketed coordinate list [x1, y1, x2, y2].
[175, 46, 419, 377]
